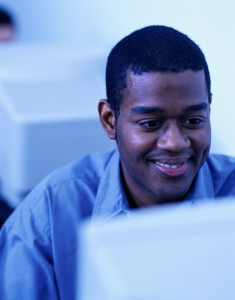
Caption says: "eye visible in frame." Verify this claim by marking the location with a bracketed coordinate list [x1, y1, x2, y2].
[139, 119, 162, 129]
[182, 117, 205, 129]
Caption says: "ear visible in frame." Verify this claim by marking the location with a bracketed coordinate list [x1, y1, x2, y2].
[98, 99, 116, 140]
[209, 93, 212, 104]
[209, 93, 212, 113]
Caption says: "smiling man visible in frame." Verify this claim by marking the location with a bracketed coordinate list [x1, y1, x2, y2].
[1, 25, 235, 299]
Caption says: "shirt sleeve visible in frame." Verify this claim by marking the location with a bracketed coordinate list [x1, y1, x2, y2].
[0, 202, 59, 300]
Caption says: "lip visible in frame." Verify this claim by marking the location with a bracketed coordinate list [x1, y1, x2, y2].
[151, 158, 190, 177]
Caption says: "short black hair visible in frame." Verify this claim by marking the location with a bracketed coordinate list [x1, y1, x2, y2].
[106, 25, 211, 117]
[0, 7, 14, 26]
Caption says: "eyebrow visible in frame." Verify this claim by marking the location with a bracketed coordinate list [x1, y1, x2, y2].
[184, 103, 208, 113]
[130, 103, 208, 115]
[131, 106, 164, 115]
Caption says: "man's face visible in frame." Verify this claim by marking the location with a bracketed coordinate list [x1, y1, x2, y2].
[115, 70, 211, 206]
[0, 25, 14, 42]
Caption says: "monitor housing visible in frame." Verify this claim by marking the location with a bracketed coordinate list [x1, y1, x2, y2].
[0, 42, 114, 207]
[79, 199, 235, 300]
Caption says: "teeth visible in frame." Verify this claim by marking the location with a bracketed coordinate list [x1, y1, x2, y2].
[156, 162, 181, 169]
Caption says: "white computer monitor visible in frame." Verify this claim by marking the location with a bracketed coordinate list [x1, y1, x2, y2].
[79, 198, 235, 300]
[0, 42, 114, 206]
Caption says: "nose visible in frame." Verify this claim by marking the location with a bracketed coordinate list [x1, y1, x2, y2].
[157, 122, 190, 152]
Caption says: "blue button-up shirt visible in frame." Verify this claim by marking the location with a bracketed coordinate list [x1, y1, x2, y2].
[1, 150, 235, 299]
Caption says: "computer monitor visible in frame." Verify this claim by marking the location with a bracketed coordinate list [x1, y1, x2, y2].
[0, 42, 114, 207]
[79, 198, 235, 300]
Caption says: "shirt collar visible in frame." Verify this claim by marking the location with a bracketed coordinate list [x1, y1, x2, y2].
[92, 150, 130, 222]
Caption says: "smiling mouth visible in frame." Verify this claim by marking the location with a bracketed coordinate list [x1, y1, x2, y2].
[155, 162, 183, 169]
[152, 160, 189, 177]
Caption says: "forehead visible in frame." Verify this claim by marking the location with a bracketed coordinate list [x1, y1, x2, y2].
[124, 70, 208, 102]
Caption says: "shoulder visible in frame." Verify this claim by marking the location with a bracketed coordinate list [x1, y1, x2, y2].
[3, 150, 117, 236]
[31, 149, 117, 206]
[206, 153, 235, 176]
[206, 153, 235, 196]
[34, 149, 116, 193]
[41, 149, 116, 189]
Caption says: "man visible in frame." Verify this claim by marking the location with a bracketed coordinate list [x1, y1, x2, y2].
[1, 25, 235, 299]
[0, 6, 15, 42]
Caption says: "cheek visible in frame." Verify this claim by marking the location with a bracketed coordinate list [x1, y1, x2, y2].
[199, 125, 211, 147]
[118, 129, 154, 155]
[190, 127, 211, 160]
[195, 133, 210, 148]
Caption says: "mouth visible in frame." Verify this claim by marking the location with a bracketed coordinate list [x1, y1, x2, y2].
[151, 159, 189, 177]
[155, 162, 183, 169]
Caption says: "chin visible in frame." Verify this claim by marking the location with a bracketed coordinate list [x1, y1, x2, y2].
[155, 188, 190, 205]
